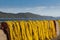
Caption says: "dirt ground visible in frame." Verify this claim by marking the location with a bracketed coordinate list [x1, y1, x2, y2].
[0, 30, 7, 40]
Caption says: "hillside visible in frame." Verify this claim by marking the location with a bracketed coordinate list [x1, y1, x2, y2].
[0, 12, 57, 21]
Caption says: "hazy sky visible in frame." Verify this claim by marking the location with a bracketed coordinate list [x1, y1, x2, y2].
[0, 0, 60, 17]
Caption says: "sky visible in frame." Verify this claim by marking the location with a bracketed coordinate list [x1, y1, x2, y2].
[0, 0, 60, 17]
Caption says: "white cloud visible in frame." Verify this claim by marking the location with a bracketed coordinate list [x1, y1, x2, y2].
[0, 6, 60, 17]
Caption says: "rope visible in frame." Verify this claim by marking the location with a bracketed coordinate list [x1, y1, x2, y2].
[2, 20, 57, 40]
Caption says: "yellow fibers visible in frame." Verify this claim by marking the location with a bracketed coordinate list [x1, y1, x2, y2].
[49, 20, 56, 38]
[5, 20, 57, 40]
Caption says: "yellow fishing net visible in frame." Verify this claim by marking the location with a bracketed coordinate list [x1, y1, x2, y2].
[4, 20, 57, 40]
